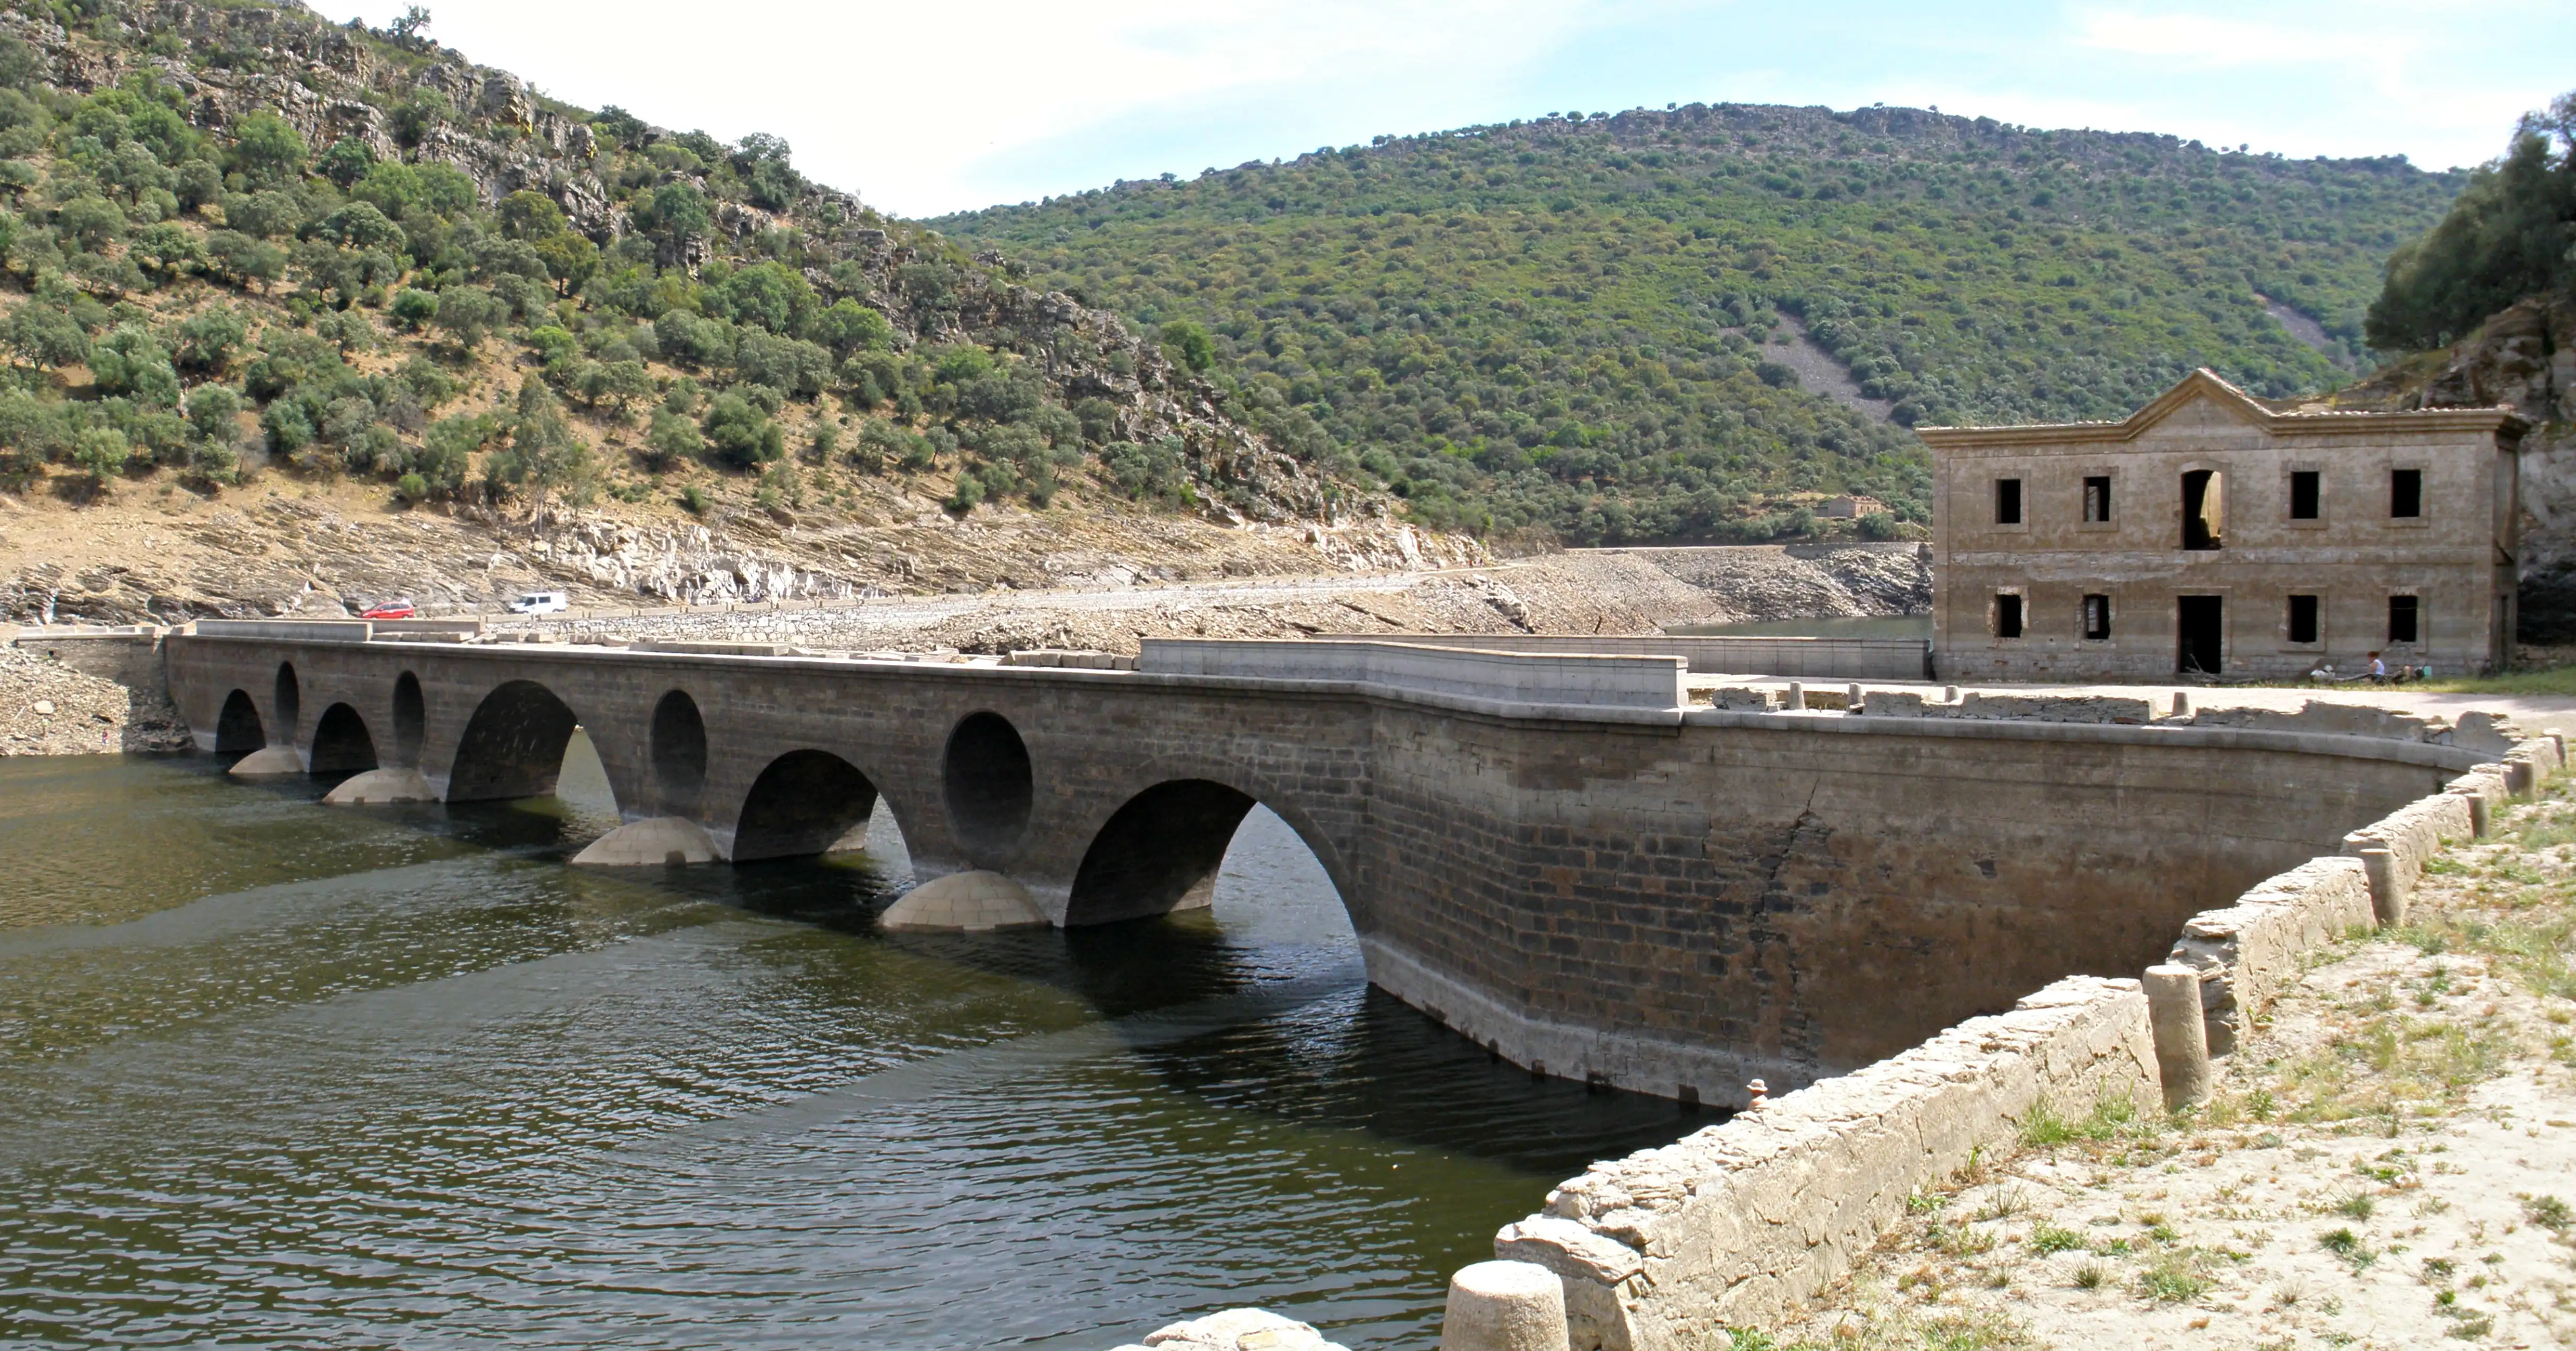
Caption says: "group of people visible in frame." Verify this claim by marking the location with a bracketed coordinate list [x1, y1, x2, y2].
[2309, 652, 2434, 685]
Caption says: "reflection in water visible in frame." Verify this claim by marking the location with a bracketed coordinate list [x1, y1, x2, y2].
[0, 745, 1696, 1349]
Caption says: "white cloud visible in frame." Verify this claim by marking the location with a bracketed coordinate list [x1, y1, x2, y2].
[348, 1, 1635, 214]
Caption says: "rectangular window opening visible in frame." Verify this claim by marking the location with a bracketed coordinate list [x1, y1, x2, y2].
[2290, 470, 2320, 520]
[2389, 595, 2420, 644]
[2083, 476, 2112, 523]
[1995, 477, 2022, 526]
[1995, 593, 2023, 639]
[2182, 469, 2224, 549]
[2288, 594, 2319, 645]
[2391, 469, 2422, 519]
[2082, 594, 2111, 640]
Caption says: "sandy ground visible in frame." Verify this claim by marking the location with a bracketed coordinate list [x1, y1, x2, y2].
[1757, 781, 2576, 1351]
[1703, 675, 2576, 741]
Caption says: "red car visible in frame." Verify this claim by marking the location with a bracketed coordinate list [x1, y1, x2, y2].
[360, 599, 417, 620]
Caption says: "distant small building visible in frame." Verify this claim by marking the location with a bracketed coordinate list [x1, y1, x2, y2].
[1917, 370, 2525, 680]
[1818, 494, 1890, 519]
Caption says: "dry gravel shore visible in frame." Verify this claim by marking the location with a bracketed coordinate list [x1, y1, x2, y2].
[0, 647, 190, 756]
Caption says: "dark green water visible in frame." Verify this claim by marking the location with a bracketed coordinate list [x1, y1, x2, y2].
[0, 743, 1694, 1348]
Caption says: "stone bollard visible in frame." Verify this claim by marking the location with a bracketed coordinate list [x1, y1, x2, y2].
[2171, 691, 2191, 717]
[2450, 785, 2493, 837]
[1942, 685, 1959, 703]
[2505, 756, 2538, 799]
[1847, 683, 1863, 709]
[1783, 682, 1806, 711]
[2357, 846, 2407, 927]
[2143, 964, 2213, 1109]
[1442, 1261, 1569, 1351]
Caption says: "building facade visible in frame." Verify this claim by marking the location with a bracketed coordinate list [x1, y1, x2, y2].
[1918, 370, 2525, 681]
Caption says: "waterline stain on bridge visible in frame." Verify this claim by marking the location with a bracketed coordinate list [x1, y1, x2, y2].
[0, 751, 1693, 1349]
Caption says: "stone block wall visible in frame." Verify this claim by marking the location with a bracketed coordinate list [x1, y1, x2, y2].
[1494, 976, 2158, 1350]
[1473, 722, 2560, 1351]
[2162, 857, 2376, 1056]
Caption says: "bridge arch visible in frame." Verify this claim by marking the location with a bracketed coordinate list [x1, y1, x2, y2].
[733, 748, 886, 862]
[390, 672, 425, 767]
[308, 702, 379, 775]
[273, 662, 300, 743]
[1064, 776, 1354, 928]
[650, 689, 709, 815]
[447, 679, 585, 803]
[942, 710, 1032, 865]
[215, 689, 265, 754]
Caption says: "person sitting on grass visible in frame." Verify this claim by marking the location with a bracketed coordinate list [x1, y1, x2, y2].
[2368, 651, 2387, 683]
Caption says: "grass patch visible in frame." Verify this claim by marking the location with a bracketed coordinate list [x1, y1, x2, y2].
[2319, 1227, 2377, 1269]
[2138, 1249, 2212, 1302]
[2027, 1223, 2085, 1255]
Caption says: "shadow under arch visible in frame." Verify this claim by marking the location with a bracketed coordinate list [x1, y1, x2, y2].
[273, 662, 300, 741]
[215, 689, 265, 754]
[733, 749, 884, 863]
[448, 679, 584, 802]
[309, 702, 378, 775]
[1066, 778, 1350, 928]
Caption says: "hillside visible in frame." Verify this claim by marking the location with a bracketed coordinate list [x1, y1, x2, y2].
[0, 0, 1424, 624]
[937, 104, 2468, 544]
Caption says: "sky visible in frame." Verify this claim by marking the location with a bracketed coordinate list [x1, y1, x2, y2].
[338, 1, 2575, 218]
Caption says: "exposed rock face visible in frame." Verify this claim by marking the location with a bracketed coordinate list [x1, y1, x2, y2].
[2320, 296, 2576, 639]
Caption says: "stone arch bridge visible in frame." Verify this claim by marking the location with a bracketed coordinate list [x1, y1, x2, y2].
[165, 623, 2483, 1105]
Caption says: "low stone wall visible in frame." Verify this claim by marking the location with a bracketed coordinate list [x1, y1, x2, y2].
[1138, 637, 1687, 711]
[1493, 976, 2158, 1351]
[1317, 632, 1932, 681]
[2162, 857, 2376, 1056]
[1857, 689, 2157, 724]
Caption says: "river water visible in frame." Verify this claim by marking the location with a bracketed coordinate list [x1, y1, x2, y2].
[0, 741, 1694, 1349]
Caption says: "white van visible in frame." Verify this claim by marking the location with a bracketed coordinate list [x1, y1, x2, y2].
[508, 591, 570, 615]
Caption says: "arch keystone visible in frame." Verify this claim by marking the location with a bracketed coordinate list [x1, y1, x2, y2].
[882, 871, 1048, 934]
[572, 817, 723, 867]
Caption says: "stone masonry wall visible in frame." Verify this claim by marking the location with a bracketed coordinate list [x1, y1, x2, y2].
[1494, 976, 2159, 1350]
[1479, 724, 2565, 1351]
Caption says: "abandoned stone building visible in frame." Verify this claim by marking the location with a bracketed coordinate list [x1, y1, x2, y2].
[1918, 370, 2526, 680]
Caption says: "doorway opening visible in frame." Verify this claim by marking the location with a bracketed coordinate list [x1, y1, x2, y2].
[2177, 595, 2224, 674]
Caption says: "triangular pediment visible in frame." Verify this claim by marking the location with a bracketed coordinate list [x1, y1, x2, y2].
[2120, 370, 2273, 437]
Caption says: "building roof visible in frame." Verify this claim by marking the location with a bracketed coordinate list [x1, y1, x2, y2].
[1914, 369, 2526, 451]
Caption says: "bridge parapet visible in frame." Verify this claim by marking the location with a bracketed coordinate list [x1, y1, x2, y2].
[1139, 638, 1687, 711]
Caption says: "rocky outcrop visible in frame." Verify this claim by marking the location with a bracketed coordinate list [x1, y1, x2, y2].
[0, 642, 190, 754]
